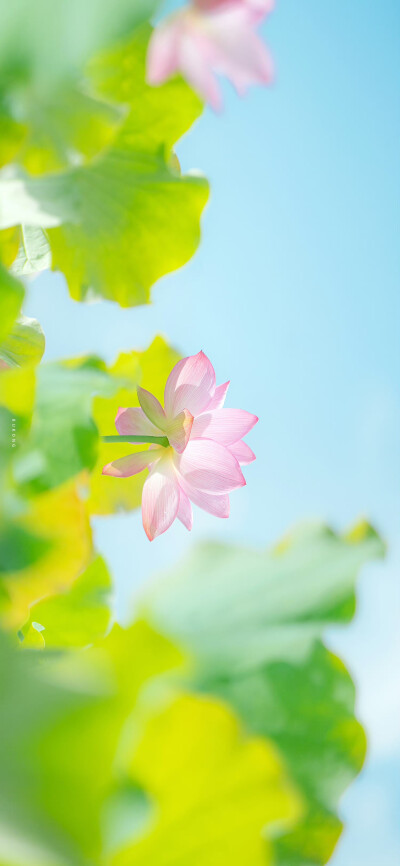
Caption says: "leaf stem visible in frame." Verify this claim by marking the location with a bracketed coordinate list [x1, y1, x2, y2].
[102, 435, 169, 448]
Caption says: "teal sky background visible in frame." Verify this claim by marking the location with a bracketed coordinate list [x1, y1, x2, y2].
[26, 1, 400, 862]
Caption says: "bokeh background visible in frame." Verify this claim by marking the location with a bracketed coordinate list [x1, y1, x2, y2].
[25, 1, 399, 862]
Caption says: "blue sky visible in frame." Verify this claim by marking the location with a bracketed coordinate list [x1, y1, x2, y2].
[25, 1, 400, 862]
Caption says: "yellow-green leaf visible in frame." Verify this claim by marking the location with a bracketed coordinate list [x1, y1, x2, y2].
[114, 692, 301, 866]
[139, 523, 384, 865]
[11, 226, 51, 276]
[22, 554, 112, 649]
[48, 153, 208, 306]
[0, 315, 45, 368]
[0, 621, 183, 864]
[0, 479, 92, 630]
[0, 27, 208, 307]
[0, 364, 36, 418]
[14, 358, 113, 495]
[0, 262, 24, 344]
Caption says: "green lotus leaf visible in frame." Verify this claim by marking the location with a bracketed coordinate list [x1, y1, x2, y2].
[0, 621, 300, 866]
[0, 151, 208, 309]
[113, 691, 301, 866]
[0, 359, 98, 631]
[0, 227, 21, 267]
[0, 338, 181, 631]
[0, 522, 50, 575]
[0, 113, 27, 169]
[0, 0, 160, 172]
[11, 226, 51, 276]
[139, 522, 385, 865]
[13, 358, 114, 496]
[0, 315, 45, 368]
[0, 622, 183, 864]
[0, 0, 159, 91]
[0, 364, 36, 509]
[0, 479, 92, 631]
[0, 262, 24, 344]
[0, 364, 36, 444]
[0, 27, 208, 306]
[21, 554, 112, 649]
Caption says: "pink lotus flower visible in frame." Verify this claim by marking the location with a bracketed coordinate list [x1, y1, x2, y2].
[102, 351, 258, 540]
[146, 0, 274, 111]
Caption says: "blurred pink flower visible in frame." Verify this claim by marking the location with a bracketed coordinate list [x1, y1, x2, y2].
[146, 0, 274, 110]
[103, 351, 258, 540]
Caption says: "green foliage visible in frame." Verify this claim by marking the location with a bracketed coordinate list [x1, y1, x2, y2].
[0, 0, 159, 89]
[0, 480, 93, 630]
[0, 6, 384, 865]
[0, 315, 45, 368]
[13, 359, 112, 495]
[0, 262, 24, 343]
[0, 488, 384, 866]
[0, 621, 183, 866]
[0, 623, 299, 866]
[21, 554, 112, 648]
[139, 523, 383, 670]
[139, 523, 384, 865]
[0, 24, 208, 304]
[0, 324, 384, 865]
[112, 691, 300, 866]
[0, 334, 180, 505]
[11, 227, 51, 277]
[0, 522, 50, 574]
[0, 0, 159, 173]
[47, 146, 208, 306]
[0, 336, 181, 628]
[0, 268, 381, 866]
[0, 365, 36, 436]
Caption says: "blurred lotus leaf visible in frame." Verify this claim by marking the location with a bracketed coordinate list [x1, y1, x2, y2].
[0, 262, 24, 344]
[12, 358, 113, 496]
[0, 479, 92, 630]
[139, 522, 385, 865]
[0, 620, 183, 866]
[0, 0, 159, 89]
[0, 517, 384, 865]
[11, 227, 51, 277]
[0, 337, 182, 633]
[0, 25, 208, 304]
[2, 337, 179, 502]
[0, 227, 20, 267]
[0, 315, 45, 369]
[0, 0, 159, 172]
[113, 691, 301, 866]
[0, 258, 44, 480]
[0, 620, 300, 866]
[0, 342, 102, 634]
[0, 363, 36, 499]
[0, 522, 51, 576]
[0, 364, 35, 420]
[21, 554, 112, 649]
